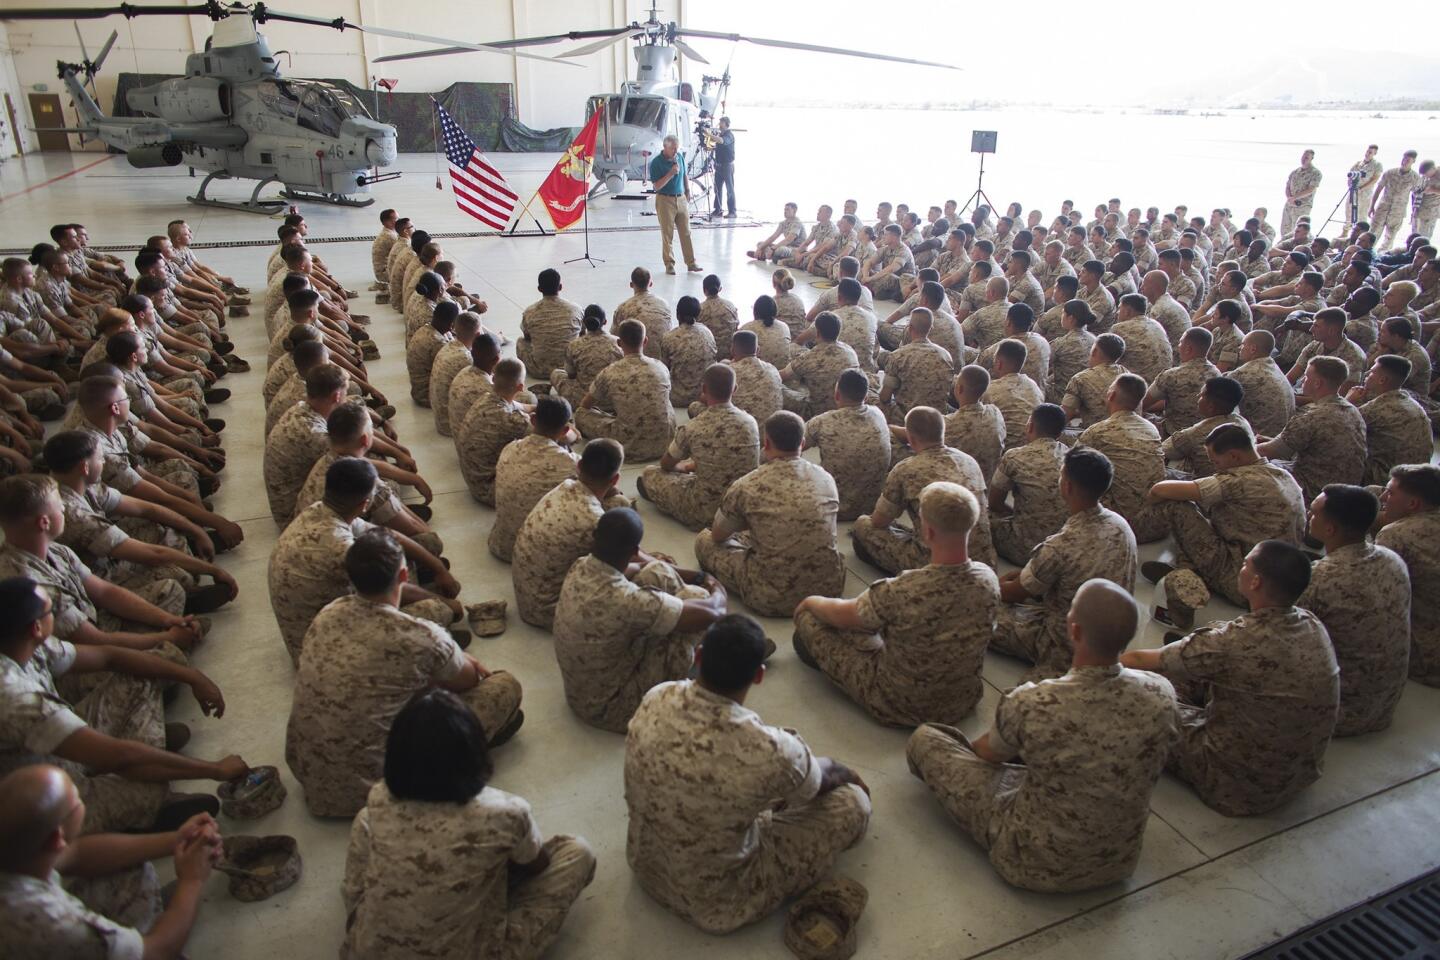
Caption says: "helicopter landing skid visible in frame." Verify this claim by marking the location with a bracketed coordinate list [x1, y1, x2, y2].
[280, 189, 376, 209]
[188, 172, 287, 215]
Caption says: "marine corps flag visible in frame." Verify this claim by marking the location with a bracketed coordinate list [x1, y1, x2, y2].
[537, 111, 600, 231]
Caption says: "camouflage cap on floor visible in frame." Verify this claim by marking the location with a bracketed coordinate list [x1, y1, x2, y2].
[467, 599, 508, 637]
[1164, 569, 1211, 631]
[784, 874, 869, 960]
[217, 765, 287, 820]
[219, 835, 302, 902]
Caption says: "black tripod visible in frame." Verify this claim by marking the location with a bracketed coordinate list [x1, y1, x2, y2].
[960, 152, 997, 217]
[1318, 175, 1362, 239]
[563, 198, 604, 268]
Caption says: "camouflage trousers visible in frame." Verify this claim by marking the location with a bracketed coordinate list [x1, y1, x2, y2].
[281, 596, 458, 667]
[875, 322, 907, 352]
[1374, 202, 1409, 251]
[780, 385, 828, 421]
[639, 466, 718, 531]
[496, 835, 597, 960]
[459, 468, 499, 507]
[18, 385, 63, 414]
[868, 275, 905, 303]
[1279, 200, 1312, 241]
[991, 515, 1058, 568]
[515, 338, 562, 383]
[67, 861, 162, 935]
[851, 516, 926, 575]
[65, 653, 172, 833]
[991, 602, 1071, 680]
[907, 723, 1025, 854]
[462, 669, 525, 746]
[1168, 701, 1286, 817]
[149, 458, 200, 498]
[793, 609, 982, 727]
[573, 407, 667, 462]
[1163, 500, 1248, 607]
[694, 530, 845, 618]
[550, 371, 588, 413]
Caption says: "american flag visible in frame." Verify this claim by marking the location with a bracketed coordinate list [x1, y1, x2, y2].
[437, 102, 517, 230]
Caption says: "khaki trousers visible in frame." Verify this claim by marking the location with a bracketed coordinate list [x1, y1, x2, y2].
[655, 194, 697, 270]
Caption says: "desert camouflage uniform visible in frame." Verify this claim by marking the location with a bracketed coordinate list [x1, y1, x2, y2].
[295, 452, 418, 550]
[723, 355, 784, 428]
[812, 283, 875, 317]
[1301, 540, 1411, 736]
[287, 595, 522, 817]
[1371, 167, 1423, 248]
[268, 502, 455, 666]
[1046, 329, 1096, 404]
[0, 866, 162, 960]
[699, 296, 740, 357]
[795, 560, 999, 726]
[1167, 458, 1307, 607]
[428, 339, 472, 437]
[1267, 394, 1368, 501]
[1161, 413, 1253, 479]
[0, 346, 62, 414]
[614, 292, 675, 361]
[852, 445, 996, 572]
[962, 301, 1010, 351]
[957, 283, 989, 318]
[832, 305, 880, 374]
[1230, 355, 1295, 437]
[1364, 338, 1431, 395]
[1077, 412, 1167, 542]
[0, 636, 166, 834]
[1360, 390, 1431, 486]
[945, 402, 1006, 486]
[878, 296, 959, 353]
[512, 479, 610, 630]
[489, 435, 577, 562]
[1168, 274, 1199, 313]
[976, 331, 1049, 386]
[554, 557, 709, 732]
[263, 401, 330, 524]
[1282, 165, 1323, 238]
[517, 295, 583, 377]
[1062, 363, 1124, 429]
[624, 680, 871, 933]
[405, 325, 450, 405]
[659, 323, 717, 407]
[1209, 325, 1243, 370]
[907, 664, 1178, 891]
[344, 782, 593, 960]
[990, 438, 1068, 565]
[803, 403, 890, 522]
[456, 389, 531, 506]
[1147, 294, 1192, 350]
[0, 541, 182, 641]
[738, 319, 791, 370]
[984, 372, 1046, 451]
[57, 482, 193, 591]
[265, 380, 305, 437]
[1150, 357, 1221, 435]
[1158, 606, 1339, 816]
[551, 330, 622, 409]
[694, 457, 845, 616]
[370, 227, 396, 285]
[574, 354, 674, 462]
[769, 217, 808, 261]
[1109, 318, 1173, 387]
[881, 341, 954, 423]
[782, 340, 859, 418]
[1083, 284, 1117, 331]
[868, 244, 917, 301]
[993, 506, 1137, 676]
[403, 293, 435, 340]
[774, 291, 808, 338]
[1377, 511, 1440, 686]
[642, 402, 759, 530]
[1293, 336, 1366, 386]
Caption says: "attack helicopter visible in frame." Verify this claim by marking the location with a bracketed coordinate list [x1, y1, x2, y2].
[374, 3, 960, 200]
[0, 1, 573, 213]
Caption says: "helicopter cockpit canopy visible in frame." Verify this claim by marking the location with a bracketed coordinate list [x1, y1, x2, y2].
[590, 95, 666, 133]
[256, 79, 371, 138]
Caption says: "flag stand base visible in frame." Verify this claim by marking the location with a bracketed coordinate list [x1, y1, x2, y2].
[506, 213, 550, 237]
[563, 201, 604, 268]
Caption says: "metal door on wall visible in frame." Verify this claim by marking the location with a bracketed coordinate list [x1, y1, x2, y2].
[28, 93, 69, 151]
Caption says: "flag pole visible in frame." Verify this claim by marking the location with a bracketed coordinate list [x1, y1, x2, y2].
[506, 190, 551, 237]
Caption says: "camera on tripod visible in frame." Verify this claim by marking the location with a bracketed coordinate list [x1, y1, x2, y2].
[1347, 170, 1364, 183]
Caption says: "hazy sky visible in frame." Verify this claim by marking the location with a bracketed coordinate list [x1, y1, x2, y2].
[681, 0, 1440, 105]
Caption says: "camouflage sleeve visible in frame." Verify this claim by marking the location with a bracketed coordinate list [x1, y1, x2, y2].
[342, 805, 371, 914]
[668, 422, 692, 461]
[1018, 537, 1062, 597]
[986, 686, 1027, 761]
[852, 578, 895, 634]
[1157, 626, 1228, 682]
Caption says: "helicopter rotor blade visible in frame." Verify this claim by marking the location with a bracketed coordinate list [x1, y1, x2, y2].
[675, 28, 960, 71]
[251, 7, 584, 67]
[371, 27, 635, 64]
[0, 6, 219, 22]
[93, 30, 120, 74]
[73, 22, 93, 64]
[557, 31, 640, 59]
[671, 37, 709, 65]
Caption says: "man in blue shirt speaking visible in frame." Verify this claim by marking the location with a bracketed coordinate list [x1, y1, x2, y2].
[649, 135, 702, 276]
